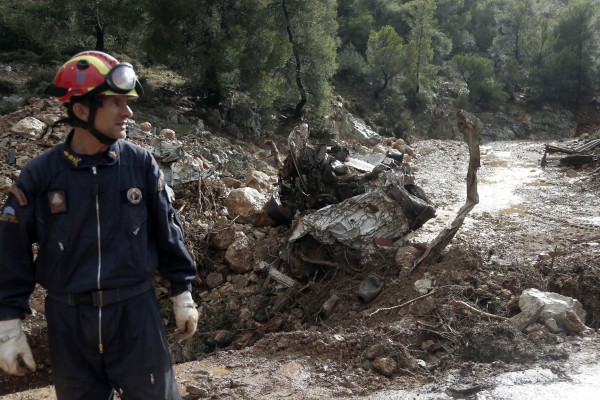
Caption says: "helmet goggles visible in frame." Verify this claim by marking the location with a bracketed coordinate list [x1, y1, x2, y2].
[88, 62, 142, 97]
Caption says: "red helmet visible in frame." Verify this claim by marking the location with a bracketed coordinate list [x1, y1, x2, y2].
[47, 50, 140, 102]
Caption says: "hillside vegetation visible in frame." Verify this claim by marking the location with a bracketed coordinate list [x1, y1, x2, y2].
[1, 0, 599, 138]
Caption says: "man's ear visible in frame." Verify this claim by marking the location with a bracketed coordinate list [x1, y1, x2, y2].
[73, 102, 89, 121]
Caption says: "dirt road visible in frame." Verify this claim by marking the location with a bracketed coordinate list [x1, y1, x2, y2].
[2, 138, 599, 399]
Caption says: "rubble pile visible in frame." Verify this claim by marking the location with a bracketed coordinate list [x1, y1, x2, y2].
[1, 98, 600, 398]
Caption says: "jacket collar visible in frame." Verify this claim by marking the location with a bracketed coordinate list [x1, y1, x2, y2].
[60, 130, 120, 169]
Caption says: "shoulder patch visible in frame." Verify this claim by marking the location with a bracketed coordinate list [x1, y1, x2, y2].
[157, 170, 164, 192]
[0, 205, 19, 223]
[9, 185, 28, 207]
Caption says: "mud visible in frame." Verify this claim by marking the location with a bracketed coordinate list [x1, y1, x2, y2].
[1, 130, 600, 399]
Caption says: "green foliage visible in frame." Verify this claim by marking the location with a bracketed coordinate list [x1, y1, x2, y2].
[497, 57, 521, 99]
[0, 2, 42, 53]
[366, 25, 411, 98]
[524, 0, 599, 106]
[282, 0, 339, 114]
[493, 0, 534, 63]
[468, 0, 499, 53]
[55, 0, 147, 53]
[551, 0, 599, 105]
[0, 100, 22, 116]
[399, 0, 442, 107]
[141, 0, 337, 115]
[2, 0, 600, 123]
[436, 0, 474, 53]
[0, 50, 39, 63]
[24, 69, 56, 98]
[336, 47, 369, 83]
[451, 53, 508, 110]
[337, 0, 374, 54]
[306, 115, 337, 141]
[351, 101, 367, 118]
[0, 79, 17, 95]
[520, 14, 556, 72]
[143, 0, 274, 106]
[239, 26, 291, 108]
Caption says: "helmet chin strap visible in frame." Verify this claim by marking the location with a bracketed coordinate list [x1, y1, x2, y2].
[75, 96, 117, 146]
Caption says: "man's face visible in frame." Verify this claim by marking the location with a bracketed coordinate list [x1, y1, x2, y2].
[93, 95, 134, 141]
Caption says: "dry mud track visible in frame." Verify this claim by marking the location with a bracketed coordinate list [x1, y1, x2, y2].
[2, 139, 600, 400]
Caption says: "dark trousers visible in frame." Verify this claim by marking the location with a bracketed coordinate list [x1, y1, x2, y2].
[45, 289, 181, 400]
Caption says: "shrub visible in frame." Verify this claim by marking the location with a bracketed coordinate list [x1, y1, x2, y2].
[0, 99, 22, 115]
[0, 49, 39, 63]
[0, 79, 17, 95]
[25, 69, 55, 98]
[307, 115, 337, 142]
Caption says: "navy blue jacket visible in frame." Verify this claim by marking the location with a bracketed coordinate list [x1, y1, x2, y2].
[0, 132, 196, 320]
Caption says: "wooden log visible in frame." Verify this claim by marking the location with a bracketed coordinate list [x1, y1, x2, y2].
[411, 110, 480, 273]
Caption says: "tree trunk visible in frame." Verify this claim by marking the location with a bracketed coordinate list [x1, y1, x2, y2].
[282, 0, 307, 117]
[374, 76, 389, 99]
[94, 15, 105, 52]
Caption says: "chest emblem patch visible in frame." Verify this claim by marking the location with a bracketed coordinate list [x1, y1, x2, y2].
[127, 188, 143, 205]
[48, 191, 67, 214]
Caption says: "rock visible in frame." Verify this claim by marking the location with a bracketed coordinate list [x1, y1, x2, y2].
[358, 274, 384, 303]
[229, 274, 250, 289]
[386, 148, 404, 163]
[331, 101, 381, 143]
[160, 128, 176, 140]
[222, 176, 242, 188]
[205, 272, 224, 289]
[185, 384, 209, 398]
[510, 288, 588, 332]
[226, 187, 274, 226]
[371, 357, 397, 377]
[563, 309, 591, 335]
[365, 343, 385, 360]
[208, 219, 239, 250]
[414, 276, 433, 295]
[37, 113, 61, 126]
[224, 234, 254, 273]
[214, 330, 234, 346]
[10, 117, 46, 139]
[0, 176, 12, 191]
[321, 293, 340, 317]
[139, 122, 152, 132]
[544, 318, 562, 334]
[395, 245, 420, 270]
[509, 309, 542, 332]
[244, 170, 275, 193]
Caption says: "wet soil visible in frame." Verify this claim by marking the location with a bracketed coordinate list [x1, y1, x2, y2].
[1, 129, 600, 398]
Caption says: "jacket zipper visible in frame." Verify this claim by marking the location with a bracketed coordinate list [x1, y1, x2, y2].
[92, 166, 104, 354]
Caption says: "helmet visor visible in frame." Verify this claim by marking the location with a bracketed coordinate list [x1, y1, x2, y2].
[105, 63, 138, 93]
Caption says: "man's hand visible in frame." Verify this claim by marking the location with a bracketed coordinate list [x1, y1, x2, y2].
[0, 319, 36, 376]
[171, 291, 199, 342]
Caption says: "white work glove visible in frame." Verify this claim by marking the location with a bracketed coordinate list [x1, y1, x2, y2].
[0, 319, 36, 376]
[171, 291, 199, 342]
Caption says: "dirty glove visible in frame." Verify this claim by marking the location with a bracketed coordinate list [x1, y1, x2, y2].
[171, 291, 199, 342]
[0, 319, 36, 376]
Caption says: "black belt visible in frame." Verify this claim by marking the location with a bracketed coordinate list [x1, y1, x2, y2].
[47, 280, 153, 307]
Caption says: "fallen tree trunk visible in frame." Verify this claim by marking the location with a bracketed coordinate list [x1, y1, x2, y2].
[411, 110, 481, 273]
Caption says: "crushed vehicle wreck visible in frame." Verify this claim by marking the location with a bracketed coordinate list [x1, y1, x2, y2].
[265, 123, 437, 279]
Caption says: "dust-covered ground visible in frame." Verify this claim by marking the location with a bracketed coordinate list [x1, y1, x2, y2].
[1, 109, 600, 399]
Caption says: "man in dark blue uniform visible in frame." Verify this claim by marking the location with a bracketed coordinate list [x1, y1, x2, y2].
[0, 51, 198, 399]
